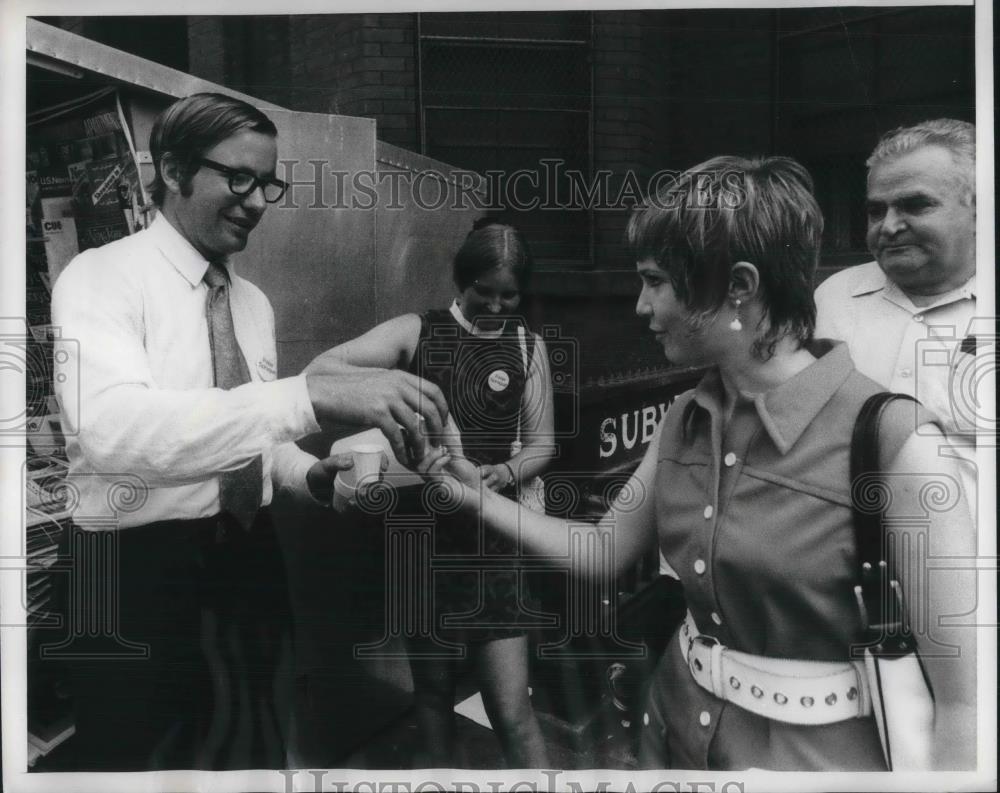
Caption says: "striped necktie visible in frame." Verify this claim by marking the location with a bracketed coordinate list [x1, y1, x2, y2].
[204, 261, 263, 531]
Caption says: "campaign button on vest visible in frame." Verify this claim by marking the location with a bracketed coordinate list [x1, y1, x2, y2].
[488, 369, 510, 392]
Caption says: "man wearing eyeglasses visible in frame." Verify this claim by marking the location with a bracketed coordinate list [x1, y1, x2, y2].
[50, 93, 449, 771]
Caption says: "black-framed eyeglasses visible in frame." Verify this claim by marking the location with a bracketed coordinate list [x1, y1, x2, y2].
[194, 157, 289, 203]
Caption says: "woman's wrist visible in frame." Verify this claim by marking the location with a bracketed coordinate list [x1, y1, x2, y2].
[501, 461, 517, 487]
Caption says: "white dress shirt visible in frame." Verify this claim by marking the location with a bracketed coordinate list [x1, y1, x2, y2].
[52, 214, 321, 528]
[815, 260, 980, 508]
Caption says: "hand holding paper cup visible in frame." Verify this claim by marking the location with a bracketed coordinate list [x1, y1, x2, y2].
[328, 428, 424, 503]
[329, 443, 385, 513]
[351, 443, 384, 487]
[331, 471, 357, 513]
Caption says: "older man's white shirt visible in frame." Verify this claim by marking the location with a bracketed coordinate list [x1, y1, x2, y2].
[815, 260, 980, 513]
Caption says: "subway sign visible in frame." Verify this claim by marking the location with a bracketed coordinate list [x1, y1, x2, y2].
[556, 366, 705, 476]
[599, 399, 673, 461]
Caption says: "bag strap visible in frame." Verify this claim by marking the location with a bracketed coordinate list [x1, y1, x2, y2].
[514, 326, 531, 447]
[850, 392, 918, 655]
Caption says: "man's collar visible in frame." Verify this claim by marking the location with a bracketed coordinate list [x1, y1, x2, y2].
[848, 260, 890, 297]
[682, 340, 854, 455]
[149, 212, 231, 287]
[851, 259, 977, 306]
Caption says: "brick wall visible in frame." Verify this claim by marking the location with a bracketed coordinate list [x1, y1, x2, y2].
[186, 14, 420, 152]
[356, 15, 419, 152]
[591, 11, 654, 271]
[316, 14, 418, 152]
[649, 9, 775, 166]
[187, 17, 226, 87]
[286, 15, 348, 114]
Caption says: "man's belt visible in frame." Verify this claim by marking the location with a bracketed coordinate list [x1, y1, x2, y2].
[679, 611, 872, 725]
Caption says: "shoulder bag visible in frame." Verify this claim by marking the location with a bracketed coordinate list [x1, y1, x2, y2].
[851, 392, 935, 771]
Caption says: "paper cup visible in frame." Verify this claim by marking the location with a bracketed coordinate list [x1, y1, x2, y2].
[351, 443, 383, 486]
[332, 471, 357, 513]
[329, 429, 422, 488]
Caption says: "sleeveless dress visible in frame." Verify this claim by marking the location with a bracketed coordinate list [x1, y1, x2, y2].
[404, 308, 541, 645]
[638, 340, 937, 770]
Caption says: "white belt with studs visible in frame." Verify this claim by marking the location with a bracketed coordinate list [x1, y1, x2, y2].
[679, 611, 872, 725]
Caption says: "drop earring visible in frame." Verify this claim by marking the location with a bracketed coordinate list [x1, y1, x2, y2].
[729, 299, 743, 332]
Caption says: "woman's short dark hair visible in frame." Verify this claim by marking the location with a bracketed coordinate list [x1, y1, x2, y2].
[625, 155, 823, 360]
[148, 92, 278, 207]
[453, 221, 534, 293]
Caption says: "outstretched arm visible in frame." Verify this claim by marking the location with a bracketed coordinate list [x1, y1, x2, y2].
[429, 421, 662, 578]
[306, 314, 422, 373]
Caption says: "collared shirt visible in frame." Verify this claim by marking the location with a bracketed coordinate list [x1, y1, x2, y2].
[815, 261, 977, 438]
[51, 213, 321, 528]
[814, 260, 979, 508]
[648, 341, 932, 770]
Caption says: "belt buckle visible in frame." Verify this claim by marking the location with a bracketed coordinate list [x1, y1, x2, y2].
[689, 631, 724, 698]
[684, 616, 719, 655]
[687, 631, 718, 665]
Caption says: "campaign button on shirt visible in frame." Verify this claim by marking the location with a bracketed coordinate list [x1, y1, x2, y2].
[488, 369, 510, 392]
[257, 356, 277, 380]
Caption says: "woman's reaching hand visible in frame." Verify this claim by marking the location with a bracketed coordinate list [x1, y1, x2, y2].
[478, 462, 513, 492]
